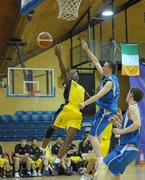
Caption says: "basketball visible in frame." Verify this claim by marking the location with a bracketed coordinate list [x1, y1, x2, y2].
[37, 32, 53, 48]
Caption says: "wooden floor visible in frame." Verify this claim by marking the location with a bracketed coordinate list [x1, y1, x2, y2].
[4, 166, 145, 180]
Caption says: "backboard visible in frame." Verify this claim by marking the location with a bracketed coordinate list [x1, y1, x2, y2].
[20, 0, 44, 15]
[7, 67, 55, 98]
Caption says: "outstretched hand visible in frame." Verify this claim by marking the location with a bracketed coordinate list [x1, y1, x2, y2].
[109, 108, 122, 128]
[79, 102, 86, 110]
[81, 40, 88, 51]
[54, 45, 62, 57]
[109, 115, 122, 128]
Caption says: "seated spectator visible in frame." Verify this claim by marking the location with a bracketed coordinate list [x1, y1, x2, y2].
[0, 144, 12, 178]
[30, 138, 42, 177]
[51, 136, 72, 175]
[60, 156, 72, 176]
[78, 134, 93, 175]
[13, 139, 31, 178]
[51, 135, 63, 156]
[67, 143, 78, 157]
[67, 142, 82, 173]
[42, 145, 55, 176]
[78, 133, 93, 156]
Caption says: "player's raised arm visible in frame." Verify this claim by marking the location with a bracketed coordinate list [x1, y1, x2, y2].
[81, 40, 103, 75]
[79, 81, 113, 109]
[54, 45, 68, 84]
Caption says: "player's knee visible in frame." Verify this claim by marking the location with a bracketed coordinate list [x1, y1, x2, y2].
[45, 125, 56, 138]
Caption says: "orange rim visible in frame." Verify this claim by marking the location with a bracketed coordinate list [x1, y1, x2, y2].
[28, 90, 40, 96]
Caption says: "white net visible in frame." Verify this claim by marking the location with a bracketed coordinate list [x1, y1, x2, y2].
[57, 0, 82, 21]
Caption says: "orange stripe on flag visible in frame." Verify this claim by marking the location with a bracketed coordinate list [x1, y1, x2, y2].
[121, 65, 140, 76]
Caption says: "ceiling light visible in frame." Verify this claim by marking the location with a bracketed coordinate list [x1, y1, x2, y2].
[102, 8, 114, 17]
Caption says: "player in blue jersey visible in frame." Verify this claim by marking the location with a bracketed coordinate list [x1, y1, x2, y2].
[95, 88, 144, 180]
[79, 41, 120, 171]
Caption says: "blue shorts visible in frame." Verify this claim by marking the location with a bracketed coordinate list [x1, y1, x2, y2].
[90, 109, 114, 137]
[104, 145, 139, 176]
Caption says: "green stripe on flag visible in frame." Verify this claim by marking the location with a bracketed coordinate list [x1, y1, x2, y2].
[121, 43, 139, 55]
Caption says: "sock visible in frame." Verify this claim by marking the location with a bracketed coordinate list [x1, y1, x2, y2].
[67, 161, 71, 167]
[27, 170, 31, 174]
[63, 165, 67, 170]
[97, 157, 104, 166]
[84, 173, 89, 177]
[94, 162, 97, 170]
[54, 157, 61, 164]
[38, 169, 41, 173]
[43, 158, 48, 166]
[45, 167, 49, 171]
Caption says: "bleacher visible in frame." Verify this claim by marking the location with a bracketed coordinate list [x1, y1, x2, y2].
[0, 111, 94, 142]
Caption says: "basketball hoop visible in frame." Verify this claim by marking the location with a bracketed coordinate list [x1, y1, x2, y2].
[57, 0, 82, 21]
[28, 89, 41, 104]
[28, 89, 40, 97]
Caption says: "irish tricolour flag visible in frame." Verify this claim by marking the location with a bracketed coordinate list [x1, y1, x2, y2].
[121, 43, 140, 76]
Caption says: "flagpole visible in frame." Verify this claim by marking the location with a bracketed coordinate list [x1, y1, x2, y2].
[112, 40, 121, 62]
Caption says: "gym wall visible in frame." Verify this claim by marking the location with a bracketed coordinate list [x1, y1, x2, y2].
[0, 1, 144, 115]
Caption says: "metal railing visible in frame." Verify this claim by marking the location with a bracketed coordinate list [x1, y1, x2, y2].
[71, 40, 145, 68]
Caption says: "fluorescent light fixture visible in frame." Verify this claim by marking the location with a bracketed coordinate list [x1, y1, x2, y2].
[102, 8, 114, 16]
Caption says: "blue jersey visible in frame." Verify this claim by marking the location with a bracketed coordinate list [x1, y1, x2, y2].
[96, 75, 120, 113]
[120, 105, 140, 147]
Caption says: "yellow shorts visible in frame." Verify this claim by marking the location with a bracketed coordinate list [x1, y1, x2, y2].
[70, 156, 81, 162]
[48, 156, 55, 164]
[100, 123, 112, 157]
[30, 158, 42, 168]
[101, 139, 111, 157]
[53, 104, 83, 130]
[0, 158, 7, 168]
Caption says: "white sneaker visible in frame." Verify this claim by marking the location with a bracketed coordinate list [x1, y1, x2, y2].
[27, 171, 31, 176]
[32, 170, 37, 177]
[15, 172, 20, 178]
[80, 174, 89, 180]
[37, 171, 42, 177]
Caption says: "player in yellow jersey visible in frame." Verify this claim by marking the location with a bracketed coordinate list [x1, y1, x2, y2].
[34, 45, 89, 175]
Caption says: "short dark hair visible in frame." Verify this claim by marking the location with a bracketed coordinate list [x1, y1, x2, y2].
[32, 138, 37, 142]
[106, 60, 118, 74]
[130, 88, 144, 102]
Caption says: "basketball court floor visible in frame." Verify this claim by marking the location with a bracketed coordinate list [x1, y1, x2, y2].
[4, 166, 145, 180]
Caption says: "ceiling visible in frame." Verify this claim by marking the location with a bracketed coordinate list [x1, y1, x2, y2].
[0, 0, 140, 76]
